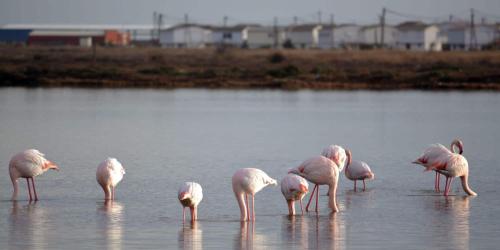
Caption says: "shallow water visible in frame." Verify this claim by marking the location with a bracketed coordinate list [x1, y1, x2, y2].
[0, 88, 499, 249]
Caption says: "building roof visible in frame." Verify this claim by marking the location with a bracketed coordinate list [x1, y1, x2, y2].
[396, 21, 432, 31]
[1, 23, 155, 31]
[288, 24, 321, 32]
[30, 29, 105, 36]
[212, 24, 260, 32]
[163, 23, 212, 31]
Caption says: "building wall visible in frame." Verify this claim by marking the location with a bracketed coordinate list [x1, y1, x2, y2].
[104, 30, 130, 46]
[28, 36, 104, 46]
[0, 29, 31, 43]
[318, 29, 334, 49]
[287, 28, 320, 48]
[332, 26, 361, 48]
[424, 26, 441, 51]
[360, 26, 398, 47]
[246, 28, 282, 48]
[212, 30, 244, 46]
[160, 26, 212, 48]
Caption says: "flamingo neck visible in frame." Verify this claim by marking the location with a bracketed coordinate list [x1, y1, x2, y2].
[235, 192, 247, 221]
[451, 140, 463, 154]
[460, 175, 477, 196]
[9, 168, 19, 201]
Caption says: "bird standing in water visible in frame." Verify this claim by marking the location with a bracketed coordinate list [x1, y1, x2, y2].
[343, 150, 375, 191]
[232, 168, 277, 221]
[289, 156, 340, 213]
[280, 173, 309, 215]
[178, 182, 203, 223]
[9, 149, 59, 201]
[96, 158, 125, 200]
[413, 139, 476, 196]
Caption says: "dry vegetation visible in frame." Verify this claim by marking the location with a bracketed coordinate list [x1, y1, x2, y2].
[1, 46, 500, 89]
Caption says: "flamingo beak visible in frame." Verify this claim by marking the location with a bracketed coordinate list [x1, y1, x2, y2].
[179, 192, 189, 201]
[44, 161, 59, 171]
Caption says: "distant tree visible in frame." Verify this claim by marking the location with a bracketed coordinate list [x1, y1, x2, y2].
[283, 39, 295, 49]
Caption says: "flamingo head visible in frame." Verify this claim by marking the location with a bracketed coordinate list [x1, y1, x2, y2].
[451, 139, 464, 154]
[178, 192, 193, 206]
[43, 161, 59, 171]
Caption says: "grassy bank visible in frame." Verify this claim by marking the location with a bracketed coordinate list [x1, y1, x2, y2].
[1, 46, 500, 90]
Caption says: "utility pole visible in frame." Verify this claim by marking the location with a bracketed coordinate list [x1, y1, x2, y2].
[152, 11, 158, 42]
[380, 7, 386, 48]
[273, 17, 279, 49]
[317, 11, 322, 25]
[184, 13, 191, 48]
[330, 14, 335, 48]
[470, 8, 477, 50]
[157, 13, 163, 44]
[223, 16, 228, 27]
[293, 16, 298, 25]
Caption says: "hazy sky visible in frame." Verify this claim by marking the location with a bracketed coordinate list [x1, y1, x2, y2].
[1, 0, 499, 26]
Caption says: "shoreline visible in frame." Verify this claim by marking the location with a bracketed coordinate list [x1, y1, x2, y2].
[1, 46, 499, 90]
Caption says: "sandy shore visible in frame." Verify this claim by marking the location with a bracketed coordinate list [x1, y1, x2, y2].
[1, 46, 499, 90]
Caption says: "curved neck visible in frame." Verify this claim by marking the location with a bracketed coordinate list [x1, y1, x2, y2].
[451, 140, 463, 154]
[344, 151, 352, 172]
[9, 169, 18, 201]
[460, 175, 477, 196]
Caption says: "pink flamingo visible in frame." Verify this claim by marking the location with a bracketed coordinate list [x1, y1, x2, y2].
[232, 168, 277, 221]
[178, 182, 203, 223]
[413, 139, 463, 192]
[343, 150, 375, 191]
[289, 156, 340, 213]
[96, 158, 125, 200]
[280, 173, 309, 215]
[9, 149, 59, 201]
[413, 140, 476, 196]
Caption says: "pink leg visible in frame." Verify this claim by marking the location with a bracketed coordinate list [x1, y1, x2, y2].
[315, 186, 319, 213]
[299, 199, 304, 215]
[112, 186, 115, 200]
[305, 185, 317, 212]
[26, 178, 33, 201]
[444, 177, 453, 196]
[245, 194, 250, 221]
[190, 207, 195, 223]
[31, 178, 38, 201]
[354, 180, 357, 192]
[363, 179, 366, 191]
[251, 194, 255, 221]
[435, 172, 440, 192]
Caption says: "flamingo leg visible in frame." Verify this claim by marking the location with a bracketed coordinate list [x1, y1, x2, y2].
[26, 178, 33, 201]
[194, 206, 198, 221]
[315, 186, 319, 213]
[354, 180, 357, 192]
[245, 194, 250, 221]
[305, 185, 317, 212]
[299, 199, 304, 215]
[444, 177, 454, 196]
[31, 177, 38, 201]
[363, 179, 366, 191]
[435, 172, 441, 192]
[112, 186, 115, 200]
[190, 207, 195, 223]
[251, 194, 255, 221]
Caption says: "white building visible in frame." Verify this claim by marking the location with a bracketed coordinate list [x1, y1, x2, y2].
[396, 22, 443, 51]
[359, 25, 398, 48]
[246, 26, 284, 48]
[442, 23, 498, 50]
[159, 24, 212, 48]
[318, 24, 362, 49]
[211, 25, 263, 48]
[285, 24, 322, 48]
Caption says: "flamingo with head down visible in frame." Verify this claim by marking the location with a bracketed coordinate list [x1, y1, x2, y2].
[178, 182, 203, 223]
[96, 158, 125, 200]
[232, 168, 277, 221]
[280, 173, 309, 215]
[413, 139, 476, 196]
[9, 149, 59, 201]
[289, 156, 340, 213]
[343, 150, 375, 191]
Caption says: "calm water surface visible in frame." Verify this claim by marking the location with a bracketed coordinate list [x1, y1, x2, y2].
[0, 88, 499, 249]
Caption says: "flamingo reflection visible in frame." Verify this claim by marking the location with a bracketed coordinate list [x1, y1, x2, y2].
[178, 222, 203, 250]
[97, 200, 124, 250]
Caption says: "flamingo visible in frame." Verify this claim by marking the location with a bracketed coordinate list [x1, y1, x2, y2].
[289, 156, 340, 213]
[9, 149, 59, 201]
[178, 182, 203, 223]
[321, 145, 347, 171]
[232, 168, 277, 221]
[96, 158, 125, 200]
[280, 173, 309, 215]
[413, 140, 476, 196]
[413, 139, 464, 192]
[343, 150, 375, 191]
